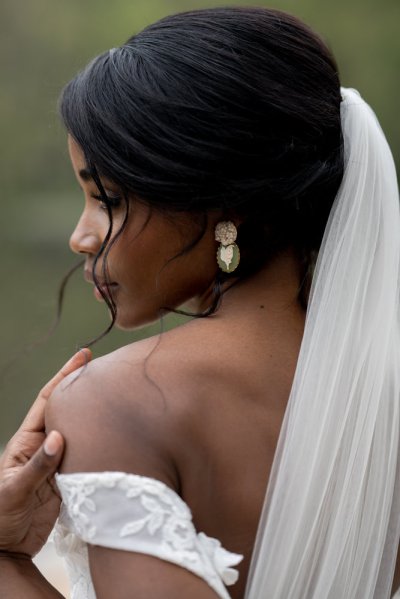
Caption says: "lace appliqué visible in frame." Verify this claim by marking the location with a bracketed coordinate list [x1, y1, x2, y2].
[51, 522, 94, 599]
[54, 472, 242, 599]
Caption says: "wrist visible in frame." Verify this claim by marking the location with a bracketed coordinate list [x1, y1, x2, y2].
[0, 552, 32, 575]
[0, 551, 31, 561]
[0, 552, 63, 598]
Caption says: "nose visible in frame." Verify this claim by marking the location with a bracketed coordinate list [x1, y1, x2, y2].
[69, 211, 102, 256]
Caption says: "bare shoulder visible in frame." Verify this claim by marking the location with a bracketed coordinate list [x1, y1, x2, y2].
[45, 315, 279, 485]
[45, 321, 229, 478]
[45, 334, 190, 488]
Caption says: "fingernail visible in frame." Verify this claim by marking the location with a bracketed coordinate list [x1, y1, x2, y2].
[44, 431, 61, 456]
[79, 348, 90, 360]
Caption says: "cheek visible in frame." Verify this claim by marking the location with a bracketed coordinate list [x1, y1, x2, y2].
[157, 241, 218, 305]
[103, 215, 220, 325]
[106, 234, 164, 298]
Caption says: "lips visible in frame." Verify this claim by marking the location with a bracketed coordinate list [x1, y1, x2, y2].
[84, 269, 95, 284]
[93, 283, 119, 302]
[84, 269, 119, 301]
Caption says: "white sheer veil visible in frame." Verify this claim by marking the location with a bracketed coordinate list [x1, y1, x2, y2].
[245, 88, 400, 598]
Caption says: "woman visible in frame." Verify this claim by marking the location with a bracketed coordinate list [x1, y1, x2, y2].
[1, 7, 399, 598]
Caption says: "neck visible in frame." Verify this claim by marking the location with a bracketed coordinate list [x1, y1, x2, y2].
[191, 248, 306, 318]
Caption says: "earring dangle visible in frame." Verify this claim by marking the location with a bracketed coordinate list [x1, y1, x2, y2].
[215, 221, 240, 273]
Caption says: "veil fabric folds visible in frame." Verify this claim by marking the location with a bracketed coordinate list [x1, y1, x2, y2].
[245, 89, 400, 599]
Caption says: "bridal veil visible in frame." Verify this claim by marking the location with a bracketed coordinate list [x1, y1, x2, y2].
[246, 88, 400, 598]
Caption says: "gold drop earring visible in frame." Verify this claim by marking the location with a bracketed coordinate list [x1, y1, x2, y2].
[215, 221, 240, 273]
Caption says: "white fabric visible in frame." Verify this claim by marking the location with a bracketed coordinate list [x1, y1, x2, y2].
[245, 89, 400, 598]
[53, 471, 242, 599]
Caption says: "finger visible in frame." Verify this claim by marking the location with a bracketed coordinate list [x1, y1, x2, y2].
[22, 349, 92, 432]
[10, 431, 65, 496]
[40, 348, 92, 400]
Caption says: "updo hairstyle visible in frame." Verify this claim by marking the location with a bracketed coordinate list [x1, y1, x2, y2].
[60, 7, 343, 321]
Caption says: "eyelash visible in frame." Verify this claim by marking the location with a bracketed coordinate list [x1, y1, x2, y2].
[91, 194, 122, 210]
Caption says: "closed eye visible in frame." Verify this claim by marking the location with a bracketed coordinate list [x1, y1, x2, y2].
[91, 193, 122, 210]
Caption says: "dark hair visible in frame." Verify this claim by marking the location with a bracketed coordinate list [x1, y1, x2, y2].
[59, 6, 343, 333]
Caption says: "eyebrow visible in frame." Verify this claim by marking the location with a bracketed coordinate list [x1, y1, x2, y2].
[78, 168, 93, 181]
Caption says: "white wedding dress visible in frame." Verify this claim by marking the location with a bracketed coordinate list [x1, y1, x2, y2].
[52, 471, 400, 599]
[53, 472, 243, 599]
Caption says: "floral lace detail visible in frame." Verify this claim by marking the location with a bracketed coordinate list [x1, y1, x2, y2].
[54, 472, 242, 599]
[197, 533, 241, 586]
[52, 521, 95, 599]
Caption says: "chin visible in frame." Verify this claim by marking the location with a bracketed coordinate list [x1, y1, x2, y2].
[113, 309, 164, 332]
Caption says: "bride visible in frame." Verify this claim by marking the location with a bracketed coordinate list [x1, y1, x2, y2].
[1, 7, 399, 598]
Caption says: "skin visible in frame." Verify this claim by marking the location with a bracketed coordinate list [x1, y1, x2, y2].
[1, 137, 399, 596]
[45, 137, 306, 598]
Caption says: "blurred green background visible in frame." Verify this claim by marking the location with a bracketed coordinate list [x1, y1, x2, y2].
[1, 0, 399, 443]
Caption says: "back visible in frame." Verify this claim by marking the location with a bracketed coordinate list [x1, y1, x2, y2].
[46, 251, 305, 598]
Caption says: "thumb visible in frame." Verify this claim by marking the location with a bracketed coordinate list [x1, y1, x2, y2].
[18, 431, 65, 494]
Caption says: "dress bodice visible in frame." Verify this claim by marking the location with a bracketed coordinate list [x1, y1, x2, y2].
[53, 471, 243, 599]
